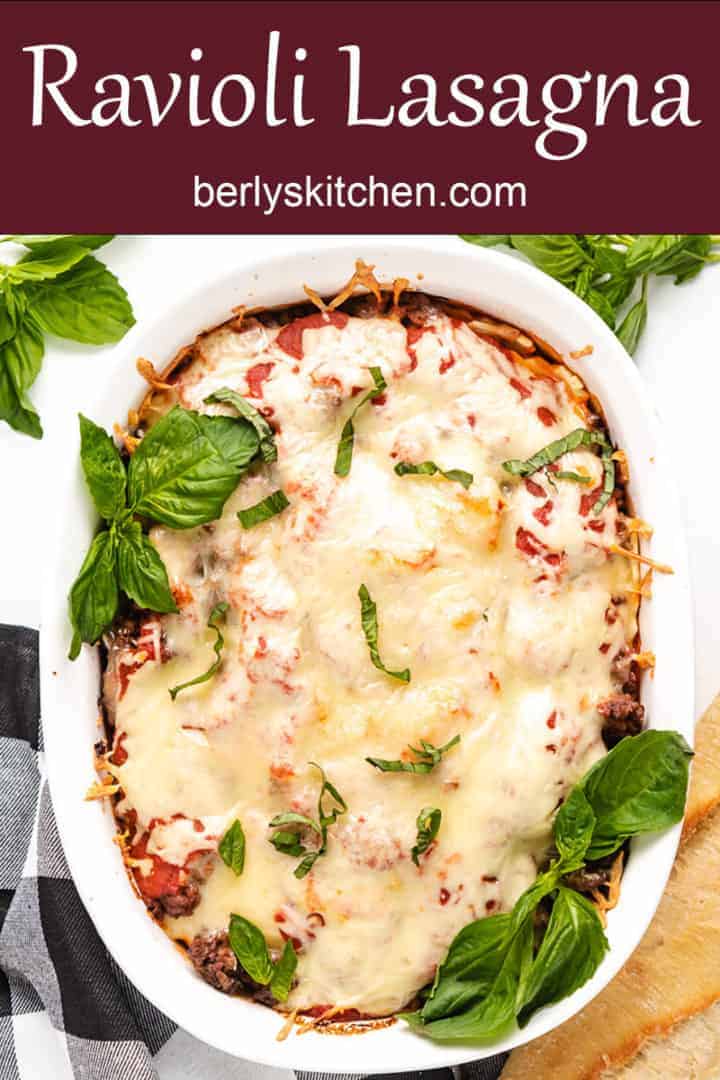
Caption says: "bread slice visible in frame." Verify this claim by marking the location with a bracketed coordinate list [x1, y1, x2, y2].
[501, 696, 720, 1080]
[600, 999, 720, 1078]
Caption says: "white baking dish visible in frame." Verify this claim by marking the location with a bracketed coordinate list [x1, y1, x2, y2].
[40, 241, 694, 1074]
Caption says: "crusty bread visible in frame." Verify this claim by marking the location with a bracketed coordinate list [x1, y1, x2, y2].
[501, 696, 720, 1080]
[684, 696, 720, 837]
[600, 999, 720, 1078]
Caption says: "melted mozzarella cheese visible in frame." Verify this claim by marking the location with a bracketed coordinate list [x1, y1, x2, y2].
[108, 308, 637, 1016]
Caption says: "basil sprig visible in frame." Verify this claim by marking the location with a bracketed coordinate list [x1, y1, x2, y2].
[168, 602, 228, 700]
[358, 583, 411, 683]
[227, 914, 297, 1002]
[394, 461, 473, 490]
[412, 807, 442, 866]
[407, 729, 691, 1042]
[502, 427, 615, 515]
[460, 234, 720, 354]
[268, 764, 347, 879]
[334, 366, 386, 476]
[218, 819, 246, 876]
[69, 406, 260, 657]
[367, 734, 460, 774]
[238, 489, 290, 529]
[204, 386, 277, 463]
[0, 235, 134, 438]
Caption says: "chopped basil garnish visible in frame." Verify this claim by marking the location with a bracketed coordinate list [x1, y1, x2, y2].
[358, 583, 411, 683]
[367, 734, 460, 774]
[227, 914, 297, 1002]
[168, 601, 228, 700]
[268, 763, 347, 879]
[204, 386, 277, 463]
[554, 470, 592, 484]
[405, 729, 692, 1042]
[334, 366, 386, 476]
[218, 819, 246, 876]
[502, 427, 615, 515]
[238, 489, 289, 528]
[412, 807, 442, 866]
[394, 460, 473, 490]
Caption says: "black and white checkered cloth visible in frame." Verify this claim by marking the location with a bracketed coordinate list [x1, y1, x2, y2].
[0, 623, 507, 1080]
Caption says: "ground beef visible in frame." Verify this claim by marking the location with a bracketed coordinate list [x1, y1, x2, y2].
[563, 865, 611, 893]
[403, 292, 438, 326]
[610, 645, 639, 695]
[597, 692, 645, 746]
[344, 293, 382, 318]
[188, 931, 279, 1004]
[158, 878, 200, 918]
[563, 851, 624, 895]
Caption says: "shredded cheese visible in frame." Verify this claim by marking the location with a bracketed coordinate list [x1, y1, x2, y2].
[609, 544, 673, 575]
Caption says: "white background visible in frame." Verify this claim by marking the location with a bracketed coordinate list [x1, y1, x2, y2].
[2, 234, 718, 1079]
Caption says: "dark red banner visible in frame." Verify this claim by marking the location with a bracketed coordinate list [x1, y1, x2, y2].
[1, 0, 718, 230]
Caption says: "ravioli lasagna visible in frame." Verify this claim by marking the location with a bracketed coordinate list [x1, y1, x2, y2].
[98, 267, 645, 1022]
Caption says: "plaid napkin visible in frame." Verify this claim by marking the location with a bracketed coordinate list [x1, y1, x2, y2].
[0, 623, 507, 1079]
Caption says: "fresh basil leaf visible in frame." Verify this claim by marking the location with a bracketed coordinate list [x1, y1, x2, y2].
[78, 413, 126, 520]
[458, 235, 511, 248]
[238, 489, 289, 529]
[394, 460, 473, 489]
[6, 244, 90, 283]
[420, 913, 511, 1023]
[585, 288, 617, 329]
[116, 521, 178, 614]
[25, 256, 135, 345]
[508, 865, 564, 937]
[204, 387, 277, 463]
[4, 234, 113, 255]
[656, 234, 713, 283]
[590, 242, 628, 277]
[553, 787, 595, 871]
[358, 583, 410, 683]
[168, 601, 229, 700]
[596, 271, 638, 311]
[269, 940, 297, 1002]
[0, 319, 44, 438]
[516, 886, 608, 1027]
[68, 528, 118, 658]
[502, 427, 611, 479]
[625, 235, 688, 275]
[128, 406, 260, 529]
[227, 914, 274, 985]
[218, 820, 246, 876]
[573, 265, 593, 300]
[367, 734, 460, 774]
[616, 285, 648, 356]
[334, 366, 386, 476]
[0, 292, 16, 347]
[580, 729, 693, 860]
[413, 915, 534, 1042]
[412, 807, 442, 866]
[508, 235, 591, 284]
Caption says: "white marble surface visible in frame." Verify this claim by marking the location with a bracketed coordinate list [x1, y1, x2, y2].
[2, 234, 718, 1078]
